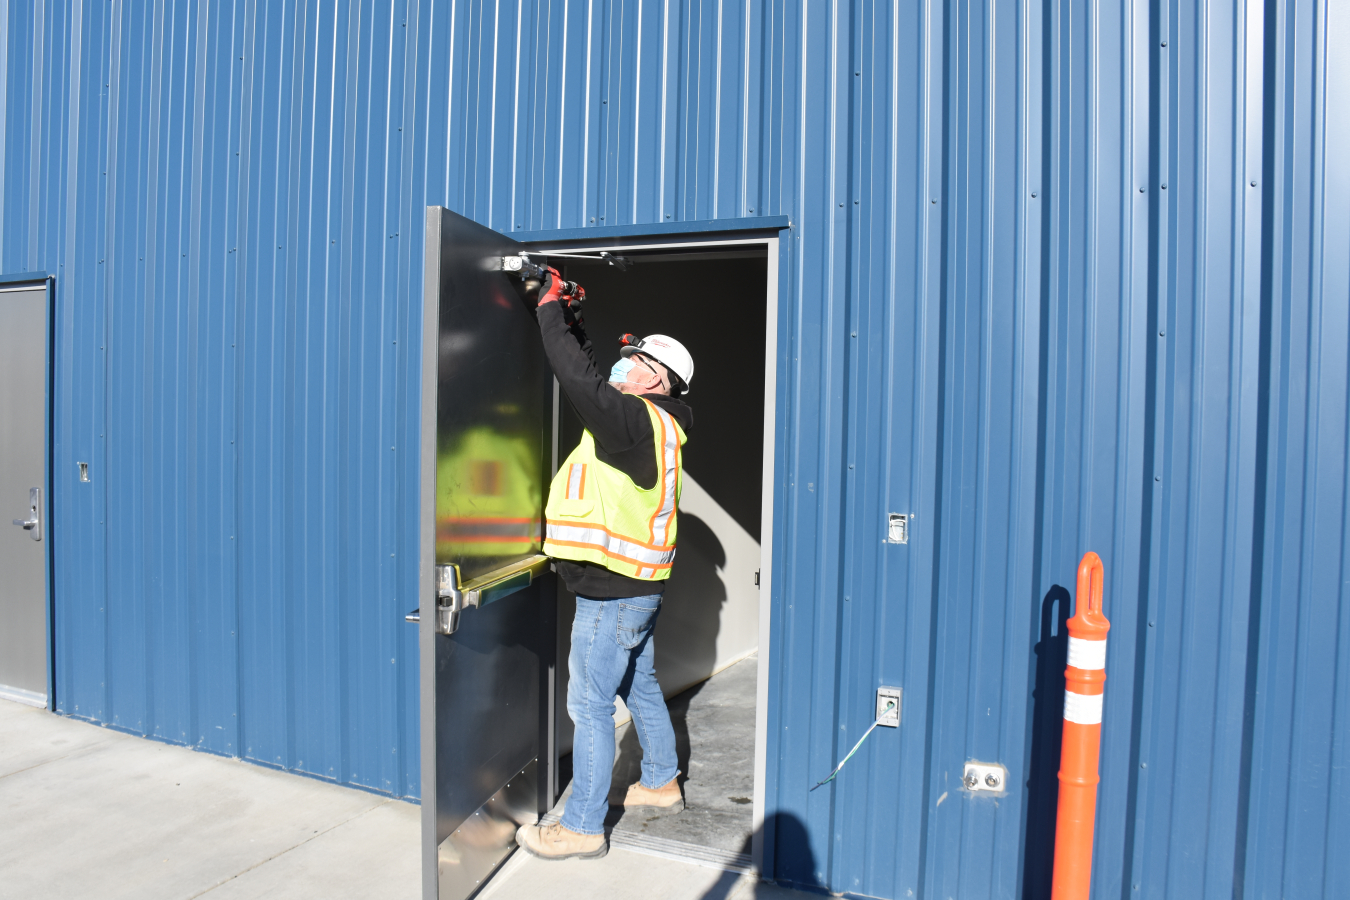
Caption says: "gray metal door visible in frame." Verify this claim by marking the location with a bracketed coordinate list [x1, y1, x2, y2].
[0, 282, 50, 707]
[415, 209, 557, 900]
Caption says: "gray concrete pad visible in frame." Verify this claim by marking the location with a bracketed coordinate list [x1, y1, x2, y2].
[2, 689, 804, 900]
[477, 844, 815, 900]
[0, 700, 419, 900]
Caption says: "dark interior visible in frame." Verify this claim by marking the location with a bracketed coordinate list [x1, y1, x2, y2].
[556, 251, 768, 540]
[542, 246, 769, 855]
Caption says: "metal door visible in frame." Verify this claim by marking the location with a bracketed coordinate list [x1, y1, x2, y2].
[0, 281, 50, 707]
[415, 209, 558, 900]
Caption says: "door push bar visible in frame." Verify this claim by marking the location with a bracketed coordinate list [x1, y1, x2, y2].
[405, 554, 552, 635]
[10, 487, 41, 542]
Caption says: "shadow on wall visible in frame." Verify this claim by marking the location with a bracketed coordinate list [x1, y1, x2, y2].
[651, 511, 728, 695]
[1022, 584, 1070, 898]
[694, 813, 821, 899]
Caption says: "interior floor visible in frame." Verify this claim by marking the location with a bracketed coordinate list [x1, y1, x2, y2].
[551, 654, 758, 855]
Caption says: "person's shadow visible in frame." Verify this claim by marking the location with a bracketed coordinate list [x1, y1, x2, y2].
[694, 813, 821, 899]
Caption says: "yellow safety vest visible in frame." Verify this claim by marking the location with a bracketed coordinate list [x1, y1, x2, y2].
[436, 428, 543, 562]
[544, 398, 686, 580]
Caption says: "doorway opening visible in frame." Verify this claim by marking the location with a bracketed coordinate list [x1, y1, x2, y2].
[536, 238, 776, 865]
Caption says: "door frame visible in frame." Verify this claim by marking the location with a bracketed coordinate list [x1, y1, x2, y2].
[520, 228, 785, 875]
[0, 272, 57, 711]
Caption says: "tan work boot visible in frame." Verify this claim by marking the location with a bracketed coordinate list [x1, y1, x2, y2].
[515, 821, 607, 860]
[624, 775, 684, 811]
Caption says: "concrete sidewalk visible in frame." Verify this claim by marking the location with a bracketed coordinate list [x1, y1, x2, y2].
[0, 701, 816, 900]
[0, 699, 420, 899]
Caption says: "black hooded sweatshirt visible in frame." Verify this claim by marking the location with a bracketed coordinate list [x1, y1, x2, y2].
[536, 300, 693, 599]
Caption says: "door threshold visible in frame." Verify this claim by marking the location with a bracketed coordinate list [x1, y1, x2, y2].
[0, 684, 47, 708]
[539, 812, 754, 874]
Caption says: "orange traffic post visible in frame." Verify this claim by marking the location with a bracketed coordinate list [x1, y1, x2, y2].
[1051, 551, 1110, 900]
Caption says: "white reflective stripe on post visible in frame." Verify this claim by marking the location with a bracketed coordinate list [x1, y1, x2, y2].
[647, 403, 679, 546]
[546, 522, 677, 567]
[1067, 636, 1108, 671]
[567, 463, 584, 500]
[1063, 691, 1104, 725]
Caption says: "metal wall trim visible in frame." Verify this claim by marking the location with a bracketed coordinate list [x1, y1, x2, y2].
[751, 235, 782, 877]
[418, 207, 445, 900]
[512, 215, 790, 244]
[0, 271, 53, 284]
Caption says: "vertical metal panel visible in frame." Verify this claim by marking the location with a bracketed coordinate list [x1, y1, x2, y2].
[2, 1, 1347, 895]
[1243, 3, 1350, 898]
[2, 0, 422, 799]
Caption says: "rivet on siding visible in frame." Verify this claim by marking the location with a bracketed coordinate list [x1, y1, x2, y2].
[1031, 192, 1037, 198]
[1139, 187, 1145, 193]
[931, 198, 937, 204]
[1161, 184, 1168, 190]
[1161, 41, 1167, 47]
[1250, 180, 1257, 187]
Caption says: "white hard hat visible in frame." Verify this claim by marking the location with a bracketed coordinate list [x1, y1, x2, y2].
[621, 334, 694, 394]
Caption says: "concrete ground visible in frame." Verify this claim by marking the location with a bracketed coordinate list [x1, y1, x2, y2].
[0, 699, 420, 900]
[0, 699, 816, 900]
[477, 845, 808, 900]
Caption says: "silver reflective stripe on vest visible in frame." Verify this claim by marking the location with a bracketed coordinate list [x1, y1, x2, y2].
[647, 402, 680, 546]
[545, 522, 677, 567]
[566, 463, 585, 499]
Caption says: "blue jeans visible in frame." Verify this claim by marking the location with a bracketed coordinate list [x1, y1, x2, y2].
[560, 593, 678, 835]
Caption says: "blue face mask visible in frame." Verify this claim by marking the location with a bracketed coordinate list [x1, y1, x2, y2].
[608, 357, 636, 384]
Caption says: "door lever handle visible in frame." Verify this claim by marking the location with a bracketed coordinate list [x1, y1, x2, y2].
[10, 488, 41, 541]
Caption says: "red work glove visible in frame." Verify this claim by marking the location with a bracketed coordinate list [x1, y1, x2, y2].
[538, 267, 564, 306]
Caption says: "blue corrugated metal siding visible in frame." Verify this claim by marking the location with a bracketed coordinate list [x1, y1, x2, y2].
[1, 0, 423, 798]
[1, 2, 1346, 896]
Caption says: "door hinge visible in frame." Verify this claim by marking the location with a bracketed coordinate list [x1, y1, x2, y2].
[755, 569, 761, 588]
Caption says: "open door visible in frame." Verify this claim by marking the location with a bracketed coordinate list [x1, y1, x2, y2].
[415, 208, 557, 900]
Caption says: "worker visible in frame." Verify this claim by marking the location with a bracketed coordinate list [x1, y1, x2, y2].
[515, 267, 694, 861]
